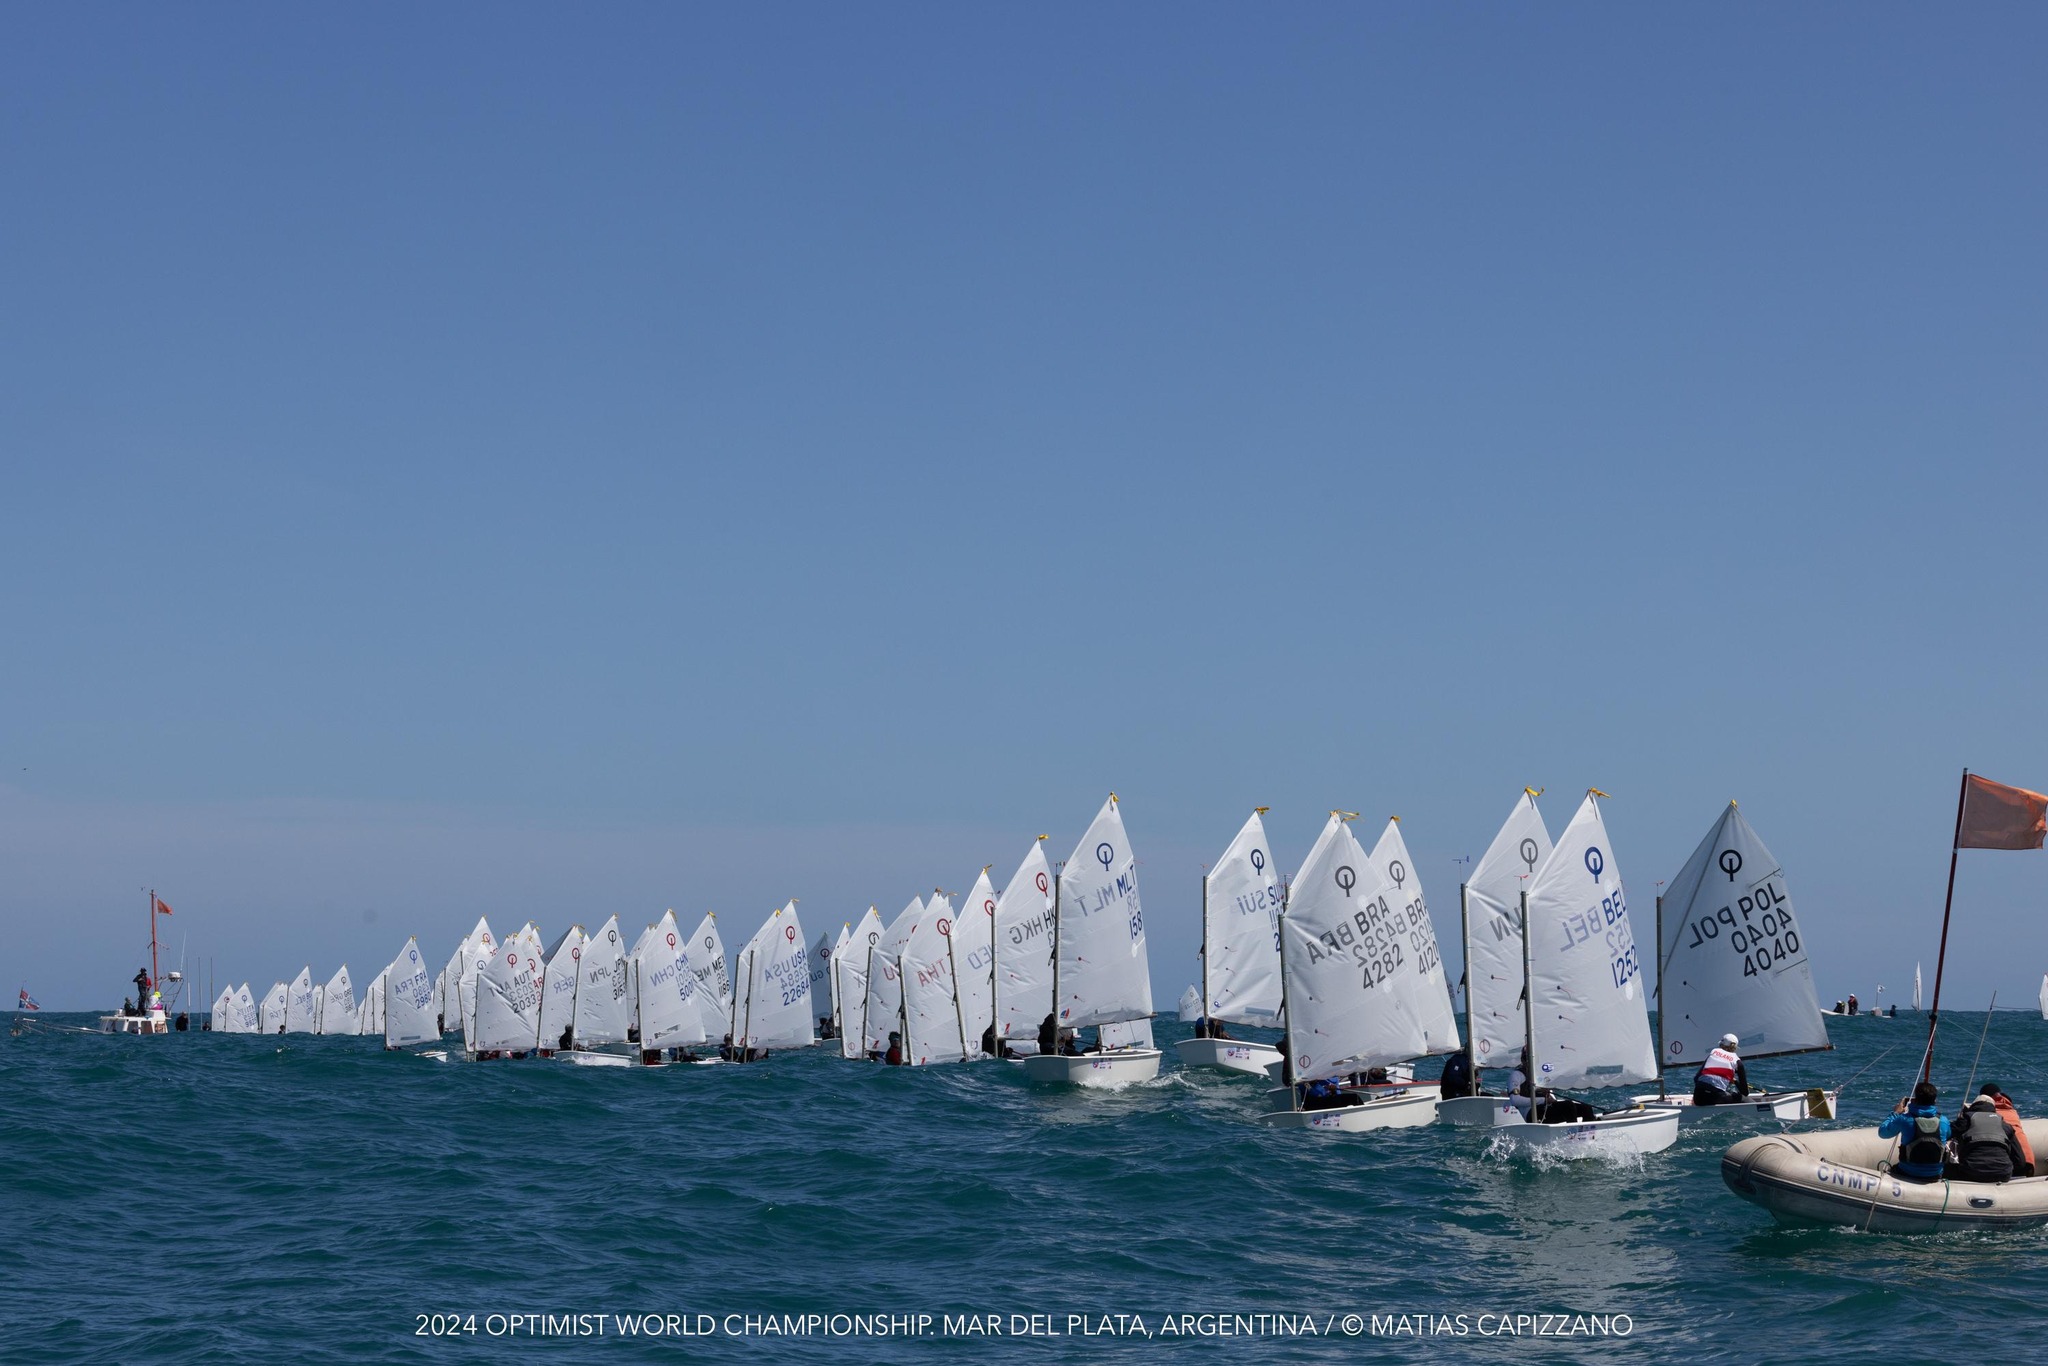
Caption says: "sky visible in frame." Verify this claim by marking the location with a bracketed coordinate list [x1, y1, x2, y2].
[3, 6, 2045, 1017]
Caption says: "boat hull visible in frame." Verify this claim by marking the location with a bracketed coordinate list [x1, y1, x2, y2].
[1635, 1089, 1838, 1124]
[1437, 1094, 1520, 1127]
[1723, 1122, 2048, 1231]
[1174, 1038, 1281, 1077]
[1488, 1105, 1680, 1156]
[1258, 1089, 1441, 1132]
[1022, 1049, 1162, 1088]
[100, 1012, 170, 1035]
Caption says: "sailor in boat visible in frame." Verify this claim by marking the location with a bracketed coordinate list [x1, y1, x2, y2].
[1300, 1076, 1364, 1111]
[121, 997, 135, 1017]
[1691, 1034, 1751, 1106]
[1979, 1084, 2038, 1173]
[979, 1023, 1017, 1060]
[817, 1014, 837, 1041]
[884, 1031, 905, 1065]
[1192, 1016, 1232, 1041]
[1846, 993, 1859, 1016]
[1833, 999, 1845, 1014]
[1949, 1093, 2032, 1182]
[1877, 1082, 1950, 1182]
[1437, 1048, 1476, 1098]
[1037, 1013, 1058, 1057]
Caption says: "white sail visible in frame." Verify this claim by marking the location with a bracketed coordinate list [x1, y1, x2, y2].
[807, 931, 834, 1032]
[1526, 793, 1657, 1090]
[1177, 983, 1203, 1022]
[834, 907, 885, 1058]
[569, 915, 632, 1047]
[1656, 802, 1829, 1066]
[1280, 815, 1429, 1080]
[284, 967, 316, 1033]
[316, 965, 358, 1036]
[733, 902, 814, 1051]
[1055, 795, 1153, 1029]
[1366, 819, 1460, 1055]
[230, 983, 259, 1034]
[450, 917, 496, 1048]
[1100, 1018, 1154, 1049]
[635, 911, 708, 1048]
[1463, 791, 1551, 1068]
[382, 939, 439, 1048]
[2040, 973, 2047, 1021]
[901, 895, 969, 1064]
[259, 981, 288, 1034]
[535, 925, 587, 1051]
[686, 914, 732, 1026]
[828, 922, 852, 1043]
[472, 938, 543, 1052]
[1914, 963, 1923, 1013]
[1202, 810, 1285, 1026]
[949, 870, 999, 1055]
[358, 977, 385, 1035]
[863, 898, 922, 1055]
[209, 986, 234, 1027]
[994, 840, 1056, 1041]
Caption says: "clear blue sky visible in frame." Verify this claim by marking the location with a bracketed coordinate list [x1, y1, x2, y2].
[5, 6, 2044, 1013]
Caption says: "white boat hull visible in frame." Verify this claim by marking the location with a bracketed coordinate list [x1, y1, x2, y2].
[1437, 1094, 1520, 1127]
[1635, 1089, 1838, 1124]
[1022, 1049, 1162, 1088]
[1723, 1121, 2048, 1232]
[100, 1012, 170, 1035]
[1174, 1038, 1281, 1077]
[561, 1050, 634, 1067]
[1488, 1105, 1680, 1156]
[1258, 1089, 1442, 1132]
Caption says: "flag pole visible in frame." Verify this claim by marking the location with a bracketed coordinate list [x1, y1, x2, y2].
[1919, 768, 1970, 1085]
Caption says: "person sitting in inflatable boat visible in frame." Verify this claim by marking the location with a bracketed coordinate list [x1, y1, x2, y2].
[1878, 1081, 1950, 1183]
[1948, 1093, 2032, 1182]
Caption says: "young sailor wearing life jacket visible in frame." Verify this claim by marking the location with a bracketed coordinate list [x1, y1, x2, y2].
[1692, 1034, 1751, 1106]
[1878, 1081, 1950, 1183]
[1978, 1084, 2037, 1173]
[1949, 1092, 2033, 1182]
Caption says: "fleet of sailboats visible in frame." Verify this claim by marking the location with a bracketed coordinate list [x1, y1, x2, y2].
[156, 787, 1862, 1165]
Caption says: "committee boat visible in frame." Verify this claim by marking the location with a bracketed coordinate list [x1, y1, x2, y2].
[1176, 809, 1286, 1078]
[1723, 1124, 2048, 1232]
[1023, 795, 1161, 1087]
[1639, 802, 1837, 1124]
[102, 891, 182, 1034]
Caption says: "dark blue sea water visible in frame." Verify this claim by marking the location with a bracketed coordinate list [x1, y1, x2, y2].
[5, 1010, 2044, 1365]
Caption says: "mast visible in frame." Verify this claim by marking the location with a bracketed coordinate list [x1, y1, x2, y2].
[1654, 894, 1666, 1099]
[148, 889, 160, 1002]
[1519, 889, 1535, 1115]
[1199, 869, 1210, 1035]
[1049, 857, 1063, 1050]
[1274, 860, 1300, 1103]
[1920, 767, 1971, 1084]
[737, 948, 755, 1063]
[1458, 883, 1472, 1082]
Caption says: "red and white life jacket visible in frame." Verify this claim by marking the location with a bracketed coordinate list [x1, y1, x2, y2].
[1700, 1046, 1740, 1082]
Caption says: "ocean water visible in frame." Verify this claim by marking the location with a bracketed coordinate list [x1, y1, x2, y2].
[5, 1010, 2045, 1365]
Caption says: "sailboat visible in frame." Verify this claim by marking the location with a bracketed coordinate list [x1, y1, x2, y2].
[1914, 964, 1923, 1013]
[825, 922, 851, 1042]
[686, 914, 732, 1033]
[2040, 974, 2047, 1021]
[443, 918, 495, 1042]
[950, 869, 998, 1058]
[563, 915, 633, 1063]
[832, 907, 884, 1058]
[381, 939, 439, 1050]
[862, 898, 922, 1062]
[1024, 794, 1161, 1087]
[314, 965, 358, 1036]
[1177, 809, 1286, 1077]
[729, 902, 814, 1057]
[992, 838, 1055, 1055]
[1643, 802, 1836, 1123]
[470, 928, 544, 1058]
[258, 981, 288, 1034]
[900, 894, 971, 1064]
[283, 967, 317, 1034]
[1258, 813, 1454, 1132]
[534, 926, 586, 1054]
[634, 910, 709, 1063]
[208, 986, 234, 1030]
[807, 930, 836, 1040]
[1489, 792, 1678, 1156]
[227, 984, 259, 1034]
[1440, 791, 1551, 1125]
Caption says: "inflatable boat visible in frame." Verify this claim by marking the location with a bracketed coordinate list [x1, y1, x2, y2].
[1721, 1119, 2048, 1231]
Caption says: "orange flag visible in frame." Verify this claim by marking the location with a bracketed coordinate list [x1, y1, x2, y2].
[156, 897, 174, 915]
[1957, 775, 2048, 851]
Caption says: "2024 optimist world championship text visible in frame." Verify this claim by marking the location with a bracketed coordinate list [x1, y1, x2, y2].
[415, 1311, 1636, 1341]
